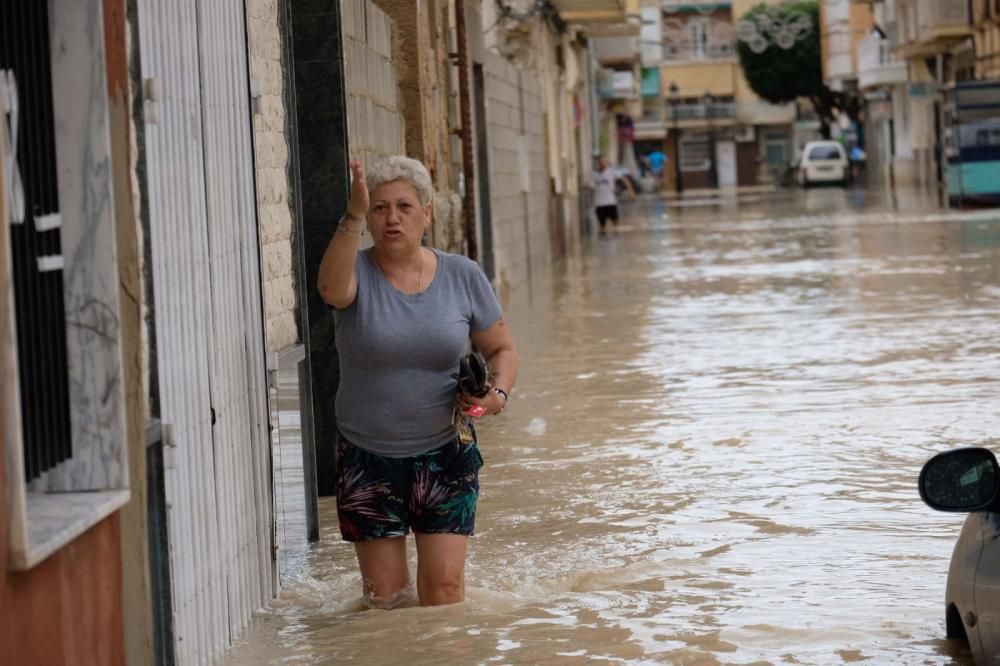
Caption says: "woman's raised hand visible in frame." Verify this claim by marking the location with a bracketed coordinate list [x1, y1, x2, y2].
[347, 159, 369, 219]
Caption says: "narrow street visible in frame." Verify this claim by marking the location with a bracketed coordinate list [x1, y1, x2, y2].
[226, 188, 999, 664]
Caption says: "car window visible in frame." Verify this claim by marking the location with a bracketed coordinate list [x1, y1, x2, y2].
[808, 145, 843, 160]
[976, 128, 1000, 147]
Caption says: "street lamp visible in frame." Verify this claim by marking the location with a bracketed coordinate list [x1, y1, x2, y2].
[703, 91, 718, 189]
[669, 82, 683, 197]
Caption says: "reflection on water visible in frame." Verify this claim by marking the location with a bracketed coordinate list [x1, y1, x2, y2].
[226, 190, 998, 664]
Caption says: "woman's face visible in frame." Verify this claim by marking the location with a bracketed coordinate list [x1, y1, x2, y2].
[368, 180, 432, 252]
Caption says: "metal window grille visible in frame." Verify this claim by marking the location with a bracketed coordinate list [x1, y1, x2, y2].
[1, 0, 72, 483]
[680, 132, 711, 172]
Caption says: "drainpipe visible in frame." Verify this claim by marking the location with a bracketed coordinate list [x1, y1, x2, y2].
[935, 52, 944, 205]
[453, 0, 478, 261]
[588, 46, 600, 157]
[517, 69, 532, 286]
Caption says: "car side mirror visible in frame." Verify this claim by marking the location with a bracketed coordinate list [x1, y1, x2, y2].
[919, 447, 1000, 513]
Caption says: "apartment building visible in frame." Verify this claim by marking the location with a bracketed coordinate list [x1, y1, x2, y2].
[632, 0, 796, 194]
[592, 26, 643, 175]
[884, 0, 974, 188]
[822, 0, 874, 93]
[844, 0, 908, 186]
[973, 0, 1000, 79]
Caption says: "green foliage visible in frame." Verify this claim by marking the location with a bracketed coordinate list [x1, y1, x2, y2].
[736, 2, 824, 104]
[735, 0, 848, 132]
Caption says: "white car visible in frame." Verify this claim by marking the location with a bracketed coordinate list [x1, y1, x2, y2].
[796, 140, 850, 187]
[919, 447, 1000, 664]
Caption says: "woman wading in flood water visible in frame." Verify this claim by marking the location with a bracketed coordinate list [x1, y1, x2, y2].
[317, 155, 518, 608]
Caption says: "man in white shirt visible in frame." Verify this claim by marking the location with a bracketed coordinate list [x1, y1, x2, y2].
[593, 155, 635, 234]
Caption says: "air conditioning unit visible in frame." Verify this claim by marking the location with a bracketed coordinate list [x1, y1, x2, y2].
[735, 125, 755, 143]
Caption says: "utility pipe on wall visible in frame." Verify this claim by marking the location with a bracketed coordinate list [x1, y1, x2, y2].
[453, 0, 478, 261]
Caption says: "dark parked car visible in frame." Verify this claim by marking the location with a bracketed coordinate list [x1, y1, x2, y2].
[919, 447, 1000, 664]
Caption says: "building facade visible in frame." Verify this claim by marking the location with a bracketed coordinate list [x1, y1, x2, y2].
[822, 0, 873, 94]
[855, 1, 910, 188]
[973, 0, 1000, 79]
[3, 2, 640, 665]
[854, 0, 1000, 202]
[2, 0, 137, 663]
[887, 0, 974, 190]
[631, 0, 797, 195]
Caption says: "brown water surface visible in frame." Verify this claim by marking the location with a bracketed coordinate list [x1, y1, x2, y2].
[227, 189, 1000, 664]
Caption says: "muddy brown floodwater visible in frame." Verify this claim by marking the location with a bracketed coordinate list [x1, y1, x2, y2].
[226, 188, 1000, 665]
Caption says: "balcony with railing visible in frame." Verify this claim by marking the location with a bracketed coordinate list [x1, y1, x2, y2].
[671, 101, 736, 121]
[591, 35, 641, 65]
[662, 41, 734, 62]
[825, 24, 855, 82]
[857, 34, 907, 89]
[896, 0, 971, 55]
[736, 101, 796, 125]
[634, 98, 796, 139]
[635, 99, 736, 135]
[550, 0, 640, 26]
[917, 0, 970, 43]
[597, 68, 640, 100]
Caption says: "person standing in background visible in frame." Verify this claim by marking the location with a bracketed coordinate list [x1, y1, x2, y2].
[646, 149, 666, 189]
[593, 154, 634, 235]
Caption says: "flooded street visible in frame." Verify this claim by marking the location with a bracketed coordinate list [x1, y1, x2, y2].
[226, 189, 1000, 664]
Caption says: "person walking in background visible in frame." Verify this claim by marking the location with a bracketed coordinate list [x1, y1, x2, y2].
[317, 155, 519, 609]
[849, 144, 867, 184]
[593, 154, 634, 235]
[646, 149, 666, 189]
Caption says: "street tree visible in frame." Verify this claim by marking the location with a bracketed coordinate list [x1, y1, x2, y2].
[736, 1, 855, 137]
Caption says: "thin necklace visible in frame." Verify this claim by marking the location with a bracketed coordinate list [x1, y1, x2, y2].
[417, 248, 424, 293]
[375, 249, 424, 294]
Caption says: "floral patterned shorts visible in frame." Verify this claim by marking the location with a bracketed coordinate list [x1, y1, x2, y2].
[334, 432, 484, 542]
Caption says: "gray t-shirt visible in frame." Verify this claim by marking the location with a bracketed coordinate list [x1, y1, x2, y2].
[333, 248, 503, 457]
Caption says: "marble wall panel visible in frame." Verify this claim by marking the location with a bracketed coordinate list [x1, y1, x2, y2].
[35, 0, 127, 492]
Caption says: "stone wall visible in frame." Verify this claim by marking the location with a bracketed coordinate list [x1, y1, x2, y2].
[427, 0, 466, 254]
[342, 0, 405, 167]
[484, 52, 550, 293]
[247, 0, 296, 352]
[363, 0, 466, 254]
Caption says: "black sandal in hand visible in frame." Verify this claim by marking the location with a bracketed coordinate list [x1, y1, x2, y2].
[453, 351, 491, 398]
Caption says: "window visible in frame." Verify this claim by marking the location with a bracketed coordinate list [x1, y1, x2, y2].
[808, 145, 845, 160]
[765, 141, 790, 168]
[1, 0, 128, 570]
[688, 18, 709, 59]
[979, 128, 1000, 146]
[680, 132, 711, 172]
[685, 18, 733, 60]
[2, 0, 73, 486]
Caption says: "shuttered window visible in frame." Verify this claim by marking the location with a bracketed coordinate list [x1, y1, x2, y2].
[680, 132, 711, 172]
[2, 0, 73, 482]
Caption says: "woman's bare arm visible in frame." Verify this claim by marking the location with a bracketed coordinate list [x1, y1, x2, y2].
[318, 160, 369, 309]
[468, 318, 518, 415]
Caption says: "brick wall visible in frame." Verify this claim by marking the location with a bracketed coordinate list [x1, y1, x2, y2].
[484, 52, 550, 293]
[247, 0, 297, 352]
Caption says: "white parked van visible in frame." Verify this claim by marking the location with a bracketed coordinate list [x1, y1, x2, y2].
[796, 140, 850, 187]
